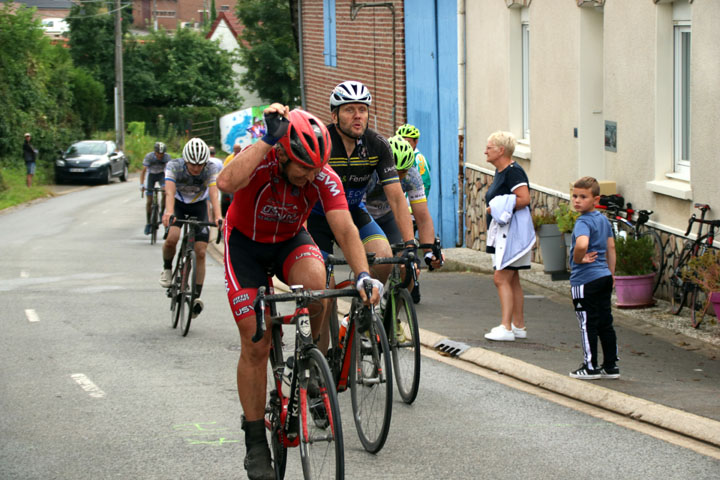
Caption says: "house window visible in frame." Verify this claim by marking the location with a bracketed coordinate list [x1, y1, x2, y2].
[323, 0, 337, 67]
[521, 20, 530, 141]
[154, 11, 176, 18]
[673, 23, 690, 176]
[220, 5, 230, 11]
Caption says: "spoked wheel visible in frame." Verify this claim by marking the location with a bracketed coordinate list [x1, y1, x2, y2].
[265, 389, 287, 480]
[298, 347, 344, 479]
[689, 286, 708, 329]
[350, 311, 393, 454]
[169, 264, 182, 329]
[638, 229, 664, 293]
[669, 242, 693, 315]
[386, 288, 421, 404]
[150, 204, 159, 245]
[179, 251, 196, 337]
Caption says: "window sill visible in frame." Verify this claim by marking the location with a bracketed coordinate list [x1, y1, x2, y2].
[513, 142, 531, 161]
[646, 178, 692, 200]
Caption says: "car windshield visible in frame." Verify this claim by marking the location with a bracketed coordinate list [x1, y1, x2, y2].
[67, 142, 106, 157]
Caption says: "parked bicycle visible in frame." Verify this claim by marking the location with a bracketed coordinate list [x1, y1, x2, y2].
[165, 216, 221, 336]
[322, 256, 393, 454]
[596, 195, 664, 293]
[668, 203, 720, 327]
[251, 280, 352, 479]
[144, 186, 165, 245]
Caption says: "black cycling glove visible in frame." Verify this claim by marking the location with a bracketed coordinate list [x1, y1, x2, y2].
[261, 112, 290, 146]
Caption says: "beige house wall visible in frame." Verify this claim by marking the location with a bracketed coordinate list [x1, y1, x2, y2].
[465, 0, 720, 238]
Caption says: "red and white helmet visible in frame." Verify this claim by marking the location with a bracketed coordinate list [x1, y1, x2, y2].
[278, 109, 331, 169]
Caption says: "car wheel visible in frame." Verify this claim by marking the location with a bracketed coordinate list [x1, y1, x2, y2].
[120, 163, 128, 182]
[103, 167, 112, 185]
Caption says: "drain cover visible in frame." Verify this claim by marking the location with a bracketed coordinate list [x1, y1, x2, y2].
[433, 339, 470, 357]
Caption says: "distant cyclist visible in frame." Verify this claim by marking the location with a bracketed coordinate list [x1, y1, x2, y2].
[364, 136, 443, 302]
[217, 104, 382, 480]
[396, 123, 431, 197]
[159, 138, 222, 320]
[140, 142, 171, 235]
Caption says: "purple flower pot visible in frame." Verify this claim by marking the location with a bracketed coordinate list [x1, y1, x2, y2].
[710, 292, 720, 319]
[614, 273, 656, 308]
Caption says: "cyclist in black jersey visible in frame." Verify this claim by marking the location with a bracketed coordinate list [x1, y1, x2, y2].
[307, 81, 417, 351]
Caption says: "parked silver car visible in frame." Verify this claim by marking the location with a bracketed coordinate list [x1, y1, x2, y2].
[55, 140, 129, 184]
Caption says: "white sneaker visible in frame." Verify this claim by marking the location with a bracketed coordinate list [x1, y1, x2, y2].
[511, 324, 527, 339]
[159, 269, 172, 287]
[484, 325, 515, 341]
[192, 298, 204, 318]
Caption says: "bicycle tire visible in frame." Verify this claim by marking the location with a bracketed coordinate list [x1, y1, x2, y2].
[299, 347, 344, 479]
[637, 229, 664, 294]
[669, 241, 694, 315]
[613, 218, 635, 242]
[179, 250, 196, 337]
[150, 204, 159, 245]
[689, 284, 708, 329]
[386, 288, 421, 404]
[267, 327, 287, 479]
[169, 261, 183, 329]
[350, 311, 393, 454]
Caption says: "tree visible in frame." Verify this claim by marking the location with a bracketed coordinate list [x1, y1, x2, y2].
[0, 3, 82, 164]
[66, 1, 132, 103]
[211, 0, 217, 24]
[123, 28, 240, 108]
[235, 0, 300, 105]
[70, 69, 108, 137]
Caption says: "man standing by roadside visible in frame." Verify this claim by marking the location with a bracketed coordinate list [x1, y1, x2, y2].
[23, 133, 38, 188]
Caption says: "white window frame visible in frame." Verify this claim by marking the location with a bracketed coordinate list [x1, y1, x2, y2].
[521, 18, 530, 141]
[673, 23, 690, 177]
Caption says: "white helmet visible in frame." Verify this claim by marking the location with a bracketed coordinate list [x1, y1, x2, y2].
[329, 81, 372, 111]
[182, 138, 209, 165]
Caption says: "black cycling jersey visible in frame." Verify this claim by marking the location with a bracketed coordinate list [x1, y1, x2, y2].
[311, 124, 399, 214]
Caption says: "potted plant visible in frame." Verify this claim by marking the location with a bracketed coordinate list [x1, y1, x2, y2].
[532, 210, 566, 273]
[554, 202, 580, 244]
[682, 249, 720, 320]
[614, 235, 656, 308]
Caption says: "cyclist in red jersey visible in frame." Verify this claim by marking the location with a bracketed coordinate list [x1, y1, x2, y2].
[217, 103, 383, 480]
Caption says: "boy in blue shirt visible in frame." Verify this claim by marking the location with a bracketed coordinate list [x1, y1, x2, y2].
[569, 177, 619, 379]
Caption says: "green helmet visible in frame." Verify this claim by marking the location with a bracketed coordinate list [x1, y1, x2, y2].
[396, 123, 420, 139]
[388, 135, 415, 171]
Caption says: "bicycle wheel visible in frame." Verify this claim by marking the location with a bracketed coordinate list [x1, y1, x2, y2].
[669, 242, 694, 315]
[386, 288, 421, 404]
[638, 229, 664, 294]
[169, 262, 182, 329]
[614, 219, 635, 242]
[298, 347, 344, 480]
[350, 311, 393, 453]
[150, 204, 159, 245]
[689, 285, 708, 329]
[179, 250, 196, 337]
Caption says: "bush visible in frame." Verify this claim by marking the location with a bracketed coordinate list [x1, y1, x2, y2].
[554, 202, 580, 234]
[615, 235, 655, 276]
[532, 211, 557, 230]
[682, 249, 720, 294]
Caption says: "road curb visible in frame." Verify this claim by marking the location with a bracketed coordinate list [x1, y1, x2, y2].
[419, 328, 720, 448]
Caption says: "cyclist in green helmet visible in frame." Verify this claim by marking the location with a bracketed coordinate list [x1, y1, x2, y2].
[365, 136, 443, 302]
[396, 123, 430, 197]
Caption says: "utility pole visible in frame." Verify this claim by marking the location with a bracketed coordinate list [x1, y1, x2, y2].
[114, 0, 125, 150]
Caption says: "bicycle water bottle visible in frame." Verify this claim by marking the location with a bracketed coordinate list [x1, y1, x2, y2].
[338, 315, 349, 346]
[282, 356, 294, 398]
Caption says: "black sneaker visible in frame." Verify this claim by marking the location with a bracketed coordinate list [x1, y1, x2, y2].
[244, 443, 275, 480]
[569, 364, 601, 380]
[411, 285, 421, 304]
[600, 365, 620, 379]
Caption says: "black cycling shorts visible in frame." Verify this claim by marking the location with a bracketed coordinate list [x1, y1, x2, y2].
[172, 200, 210, 243]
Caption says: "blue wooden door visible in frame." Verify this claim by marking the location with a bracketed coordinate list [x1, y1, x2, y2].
[404, 0, 459, 247]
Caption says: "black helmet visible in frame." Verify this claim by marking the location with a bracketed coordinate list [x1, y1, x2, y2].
[154, 142, 166, 154]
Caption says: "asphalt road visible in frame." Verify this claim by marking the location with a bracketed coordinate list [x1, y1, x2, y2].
[1, 179, 719, 479]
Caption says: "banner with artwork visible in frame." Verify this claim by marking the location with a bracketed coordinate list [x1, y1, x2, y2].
[219, 105, 270, 153]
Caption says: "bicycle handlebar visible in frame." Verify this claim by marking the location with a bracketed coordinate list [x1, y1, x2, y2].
[251, 286, 361, 343]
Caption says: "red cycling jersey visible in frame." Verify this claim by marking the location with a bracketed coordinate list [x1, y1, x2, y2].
[225, 148, 348, 243]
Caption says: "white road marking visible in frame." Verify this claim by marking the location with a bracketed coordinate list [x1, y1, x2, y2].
[25, 309, 40, 323]
[524, 294, 545, 299]
[20, 271, 29, 278]
[70, 374, 106, 398]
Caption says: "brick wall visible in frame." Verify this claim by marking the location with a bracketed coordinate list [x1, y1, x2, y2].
[301, 0, 406, 138]
[132, 0, 238, 30]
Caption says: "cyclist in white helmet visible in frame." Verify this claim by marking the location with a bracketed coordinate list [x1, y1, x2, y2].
[159, 137, 222, 319]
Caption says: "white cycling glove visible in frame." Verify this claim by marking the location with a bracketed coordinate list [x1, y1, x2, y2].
[356, 272, 384, 300]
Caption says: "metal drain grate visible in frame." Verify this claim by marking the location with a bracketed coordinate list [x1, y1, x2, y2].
[433, 339, 471, 357]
